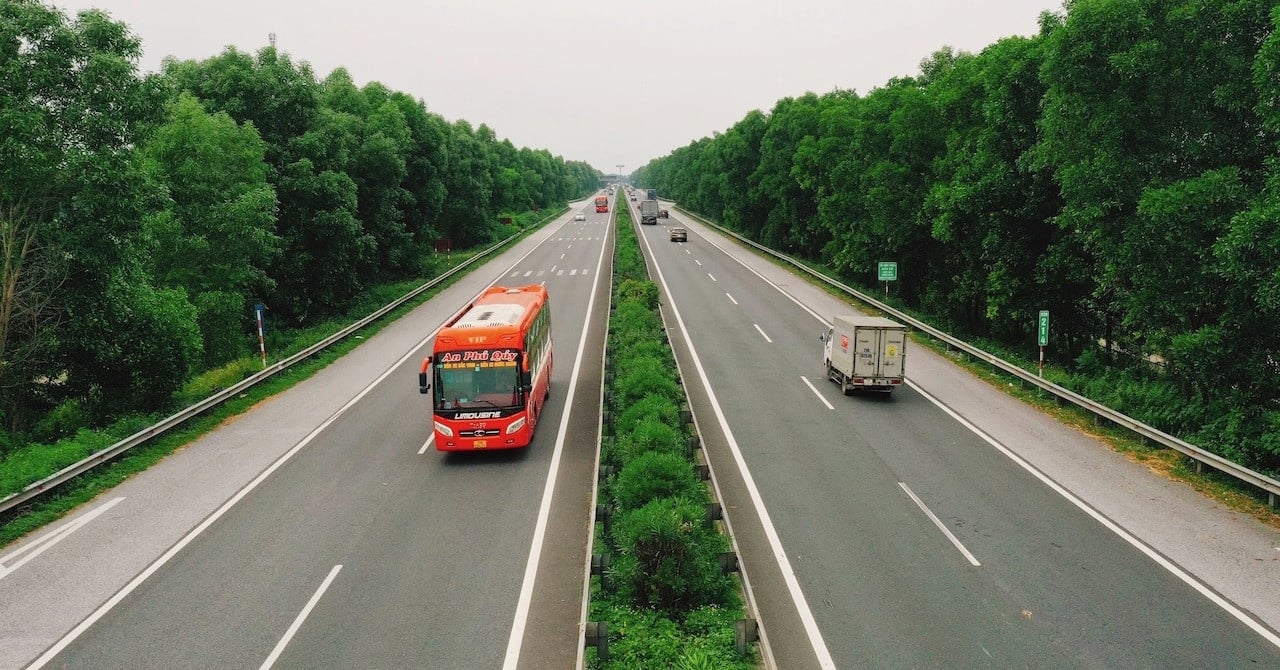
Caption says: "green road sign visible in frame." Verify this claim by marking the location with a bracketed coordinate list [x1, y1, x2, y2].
[1038, 310, 1049, 347]
[878, 262, 897, 282]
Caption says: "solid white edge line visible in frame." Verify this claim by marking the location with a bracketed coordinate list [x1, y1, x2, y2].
[800, 376, 834, 410]
[501, 215, 610, 669]
[638, 221, 837, 669]
[906, 378, 1280, 649]
[26, 218, 574, 669]
[753, 324, 773, 343]
[0, 497, 126, 579]
[898, 482, 981, 567]
[258, 564, 343, 670]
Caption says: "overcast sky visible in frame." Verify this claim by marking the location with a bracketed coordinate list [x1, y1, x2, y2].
[51, 0, 1063, 175]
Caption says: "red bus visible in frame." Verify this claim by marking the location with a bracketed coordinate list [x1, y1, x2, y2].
[419, 285, 553, 451]
[595, 194, 609, 213]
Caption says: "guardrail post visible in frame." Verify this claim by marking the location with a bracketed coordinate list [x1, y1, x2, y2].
[705, 502, 722, 527]
[595, 504, 613, 538]
[734, 619, 759, 657]
[695, 464, 711, 481]
[584, 621, 609, 661]
[718, 551, 739, 574]
[591, 553, 611, 591]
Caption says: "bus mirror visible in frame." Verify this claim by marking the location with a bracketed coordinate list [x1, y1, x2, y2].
[418, 372, 430, 394]
[520, 371, 533, 392]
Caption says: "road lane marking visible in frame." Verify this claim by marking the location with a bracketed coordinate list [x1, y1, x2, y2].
[570, 269, 577, 276]
[523, 270, 532, 277]
[726, 293, 738, 305]
[550, 265, 556, 272]
[685, 248, 691, 255]
[898, 483, 981, 566]
[800, 377, 834, 410]
[636, 229, 826, 670]
[417, 435, 434, 455]
[707, 273, 717, 282]
[907, 379, 1280, 650]
[25, 217, 577, 669]
[259, 565, 343, 670]
[753, 324, 772, 343]
[695, 259, 702, 266]
[0, 497, 125, 580]
[502, 214, 610, 669]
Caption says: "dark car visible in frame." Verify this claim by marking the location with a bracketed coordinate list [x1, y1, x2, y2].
[658, 209, 669, 218]
[669, 227, 687, 242]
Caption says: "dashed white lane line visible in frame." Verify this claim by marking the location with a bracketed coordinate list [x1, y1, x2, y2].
[707, 273, 717, 282]
[417, 435, 434, 455]
[259, 564, 343, 670]
[753, 324, 772, 343]
[726, 293, 738, 305]
[800, 376, 834, 410]
[898, 483, 981, 567]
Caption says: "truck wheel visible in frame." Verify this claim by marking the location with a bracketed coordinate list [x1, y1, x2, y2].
[825, 360, 835, 382]
[840, 375, 853, 396]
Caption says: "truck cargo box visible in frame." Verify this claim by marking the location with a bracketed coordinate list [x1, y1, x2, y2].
[823, 315, 906, 394]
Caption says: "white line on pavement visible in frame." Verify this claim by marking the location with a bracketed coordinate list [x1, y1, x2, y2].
[0, 497, 126, 580]
[753, 324, 772, 343]
[898, 483, 981, 566]
[800, 377, 834, 410]
[726, 293, 738, 305]
[259, 565, 343, 670]
[707, 273, 717, 282]
[417, 435, 434, 455]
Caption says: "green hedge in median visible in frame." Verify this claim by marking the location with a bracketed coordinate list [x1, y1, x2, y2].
[588, 198, 755, 668]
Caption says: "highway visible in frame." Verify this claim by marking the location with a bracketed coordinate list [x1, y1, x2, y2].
[626, 199, 1280, 669]
[0, 202, 613, 669]
[3, 190, 1279, 669]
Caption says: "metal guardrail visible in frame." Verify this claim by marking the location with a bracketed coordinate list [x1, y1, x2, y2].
[672, 204, 1280, 507]
[0, 212, 565, 516]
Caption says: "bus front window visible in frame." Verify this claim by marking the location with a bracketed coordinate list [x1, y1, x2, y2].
[433, 349, 522, 410]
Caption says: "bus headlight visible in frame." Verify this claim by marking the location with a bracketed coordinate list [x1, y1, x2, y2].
[434, 421, 454, 437]
[506, 417, 526, 434]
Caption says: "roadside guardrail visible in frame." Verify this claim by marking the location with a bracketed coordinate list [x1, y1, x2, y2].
[672, 204, 1280, 508]
[0, 212, 564, 517]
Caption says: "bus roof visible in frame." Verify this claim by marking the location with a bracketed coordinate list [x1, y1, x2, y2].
[437, 285, 547, 348]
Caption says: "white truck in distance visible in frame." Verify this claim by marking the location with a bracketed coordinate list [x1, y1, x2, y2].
[822, 315, 907, 394]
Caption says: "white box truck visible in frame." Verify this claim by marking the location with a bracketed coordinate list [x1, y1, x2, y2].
[822, 315, 907, 394]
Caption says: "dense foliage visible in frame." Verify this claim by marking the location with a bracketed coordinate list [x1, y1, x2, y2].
[590, 202, 752, 668]
[0, 0, 599, 442]
[634, 0, 1280, 475]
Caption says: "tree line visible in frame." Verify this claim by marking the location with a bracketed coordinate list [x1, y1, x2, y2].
[634, 0, 1280, 474]
[0, 0, 600, 441]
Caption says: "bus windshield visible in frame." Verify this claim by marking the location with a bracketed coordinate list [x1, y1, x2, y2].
[433, 348, 522, 410]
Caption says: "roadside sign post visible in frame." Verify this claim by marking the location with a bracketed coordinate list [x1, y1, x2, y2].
[1038, 310, 1049, 377]
[878, 262, 897, 297]
[255, 303, 268, 368]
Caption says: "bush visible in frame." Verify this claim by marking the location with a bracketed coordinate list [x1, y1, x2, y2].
[616, 393, 680, 436]
[614, 451, 703, 510]
[194, 290, 248, 369]
[31, 399, 91, 443]
[610, 497, 733, 615]
[614, 357, 680, 408]
[618, 278, 659, 309]
[614, 418, 684, 464]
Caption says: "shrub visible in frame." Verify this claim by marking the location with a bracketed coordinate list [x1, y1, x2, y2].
[616, 394, 680, 436]
[615, 418, 684, 464]
[618, 278, 660, 309]
[614, 357, 680, 408]
[31, 399, 91, 443]
[610, 497, 733, 615]
[614, 451, 703, 510]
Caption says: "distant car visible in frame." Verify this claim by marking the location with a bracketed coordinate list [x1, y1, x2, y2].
[574, 213, 586, 221]
[658, 209, 669, 218]
[669, 227, 687, 242]
[630, 195, 636, 201]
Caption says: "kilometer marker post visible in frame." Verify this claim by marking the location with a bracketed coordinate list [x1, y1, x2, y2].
[254, 302, 267, 366]
[1037, 310, 1049, 378]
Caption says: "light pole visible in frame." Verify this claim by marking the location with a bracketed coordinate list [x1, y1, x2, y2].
[616, 164, 624, 186]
